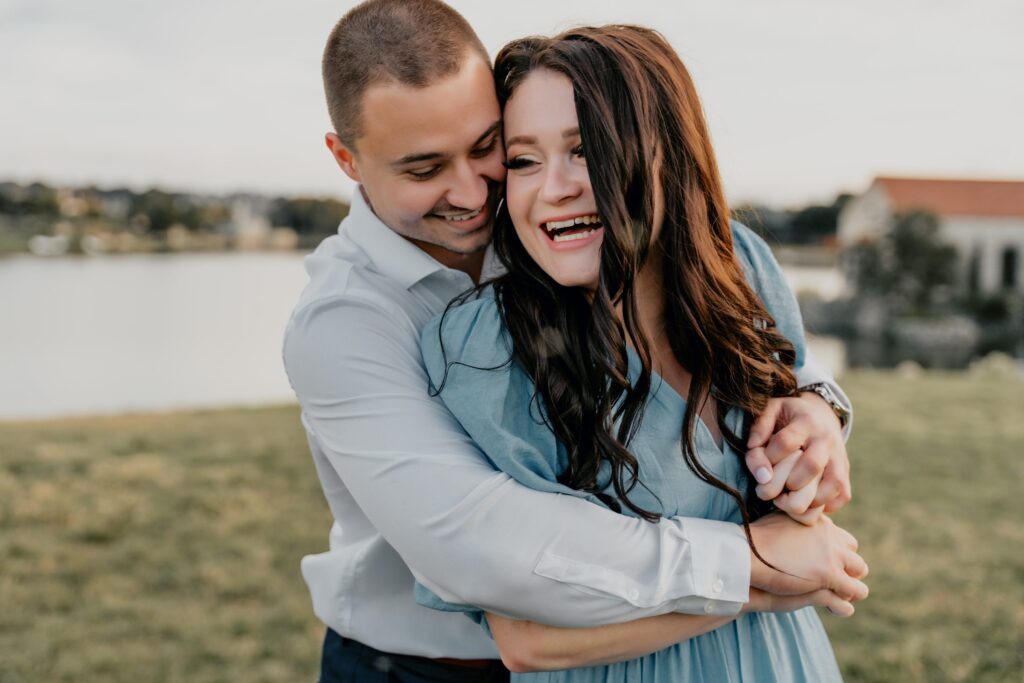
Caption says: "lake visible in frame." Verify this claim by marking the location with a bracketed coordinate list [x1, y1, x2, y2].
[0, 253, 308, 420]
[0, 253, 844, 420]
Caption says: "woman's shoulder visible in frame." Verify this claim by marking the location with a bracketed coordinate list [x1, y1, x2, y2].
[420, 288, 513, 375]
[729, 220, 778, 274]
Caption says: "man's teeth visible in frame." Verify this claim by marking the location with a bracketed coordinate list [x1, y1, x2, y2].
[545, 214, 601, 231]
[552, 228, 599, 243]
[444, 207, 483, 222]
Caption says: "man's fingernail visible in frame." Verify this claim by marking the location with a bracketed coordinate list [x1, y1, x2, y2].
[755, 467, 772, 484]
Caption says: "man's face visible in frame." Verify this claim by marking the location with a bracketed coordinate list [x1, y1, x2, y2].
[328, 53, 506, 268]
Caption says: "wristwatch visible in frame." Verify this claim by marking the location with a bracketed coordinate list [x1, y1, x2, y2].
[798, 382, 850, 429]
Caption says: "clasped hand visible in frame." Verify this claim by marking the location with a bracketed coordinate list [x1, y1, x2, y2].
[745, 392, 852, 523]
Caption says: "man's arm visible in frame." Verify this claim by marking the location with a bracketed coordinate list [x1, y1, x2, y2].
[284, 296, 751, 627]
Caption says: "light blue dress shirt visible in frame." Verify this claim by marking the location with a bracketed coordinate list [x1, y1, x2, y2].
[418, 223, 844, 680]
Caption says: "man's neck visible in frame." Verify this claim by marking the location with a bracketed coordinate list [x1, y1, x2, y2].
[412, 239, 485, 284]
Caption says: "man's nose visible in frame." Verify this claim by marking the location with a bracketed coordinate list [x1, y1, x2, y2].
[446, 159, 490, 211]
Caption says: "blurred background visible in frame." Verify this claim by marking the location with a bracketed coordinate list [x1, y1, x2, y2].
[1, 1, 1021, 681]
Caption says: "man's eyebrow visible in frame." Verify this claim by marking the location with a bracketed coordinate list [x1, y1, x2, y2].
[392, 151, 448, 167]
[472, 121, 502, 147]
[391, 121, 502, 168]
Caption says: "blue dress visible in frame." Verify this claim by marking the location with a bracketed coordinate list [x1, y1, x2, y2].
[417, 223, 844, 682]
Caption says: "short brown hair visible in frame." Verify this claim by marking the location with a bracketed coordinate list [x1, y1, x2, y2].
[322, 0, 489, 147]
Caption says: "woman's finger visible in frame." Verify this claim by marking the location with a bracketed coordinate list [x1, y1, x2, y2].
[755, 449, 801, 500]
[830, 573, 869, 603]
[844, 549, 869, 579]
[783, 440, 829, 491]
[780, 471, 822, 515]
[837, 527, 859, 552]
[810, 473, 842, 510]
[747, 399, 783, 448]
[818, 591, 856, 618]
[745, 446, 775, 487]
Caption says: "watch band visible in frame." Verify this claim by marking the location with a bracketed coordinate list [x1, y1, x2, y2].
[798, 382, 850, 429]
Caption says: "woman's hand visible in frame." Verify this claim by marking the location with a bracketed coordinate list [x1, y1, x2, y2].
[745, 393, 851, 516]
[748, 513, 869, 603]
[760, 447, 826, 524]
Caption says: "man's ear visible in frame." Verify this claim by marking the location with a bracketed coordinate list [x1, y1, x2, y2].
[326, 133, 361, 183]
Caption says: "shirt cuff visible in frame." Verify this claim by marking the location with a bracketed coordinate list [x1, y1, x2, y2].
[670, 518, 750, 616]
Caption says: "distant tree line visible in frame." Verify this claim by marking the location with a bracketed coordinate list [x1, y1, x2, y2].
[733, 193, 853, 246]
[0, 181, 350, 252]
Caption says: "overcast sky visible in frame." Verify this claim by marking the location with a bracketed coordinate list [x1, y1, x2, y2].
[1, 0, 1021, 206]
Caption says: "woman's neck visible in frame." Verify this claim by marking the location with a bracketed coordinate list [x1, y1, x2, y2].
[630, 250, 667, 347]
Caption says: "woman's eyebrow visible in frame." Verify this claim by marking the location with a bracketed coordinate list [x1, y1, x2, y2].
[506, 127, 581, 148]
[504, 134, 536, 148]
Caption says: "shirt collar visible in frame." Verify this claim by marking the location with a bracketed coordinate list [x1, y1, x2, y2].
[343, 187, 449, 290]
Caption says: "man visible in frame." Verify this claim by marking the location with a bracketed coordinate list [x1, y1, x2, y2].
[283, 1, 864, 681]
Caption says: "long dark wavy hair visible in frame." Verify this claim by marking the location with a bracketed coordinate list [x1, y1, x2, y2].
[442, 26, 798, 543]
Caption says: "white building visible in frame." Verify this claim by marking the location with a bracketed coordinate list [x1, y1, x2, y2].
[838, 177, 1024, 295]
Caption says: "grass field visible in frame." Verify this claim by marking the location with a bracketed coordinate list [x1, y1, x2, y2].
[1, 371, 1022, 682]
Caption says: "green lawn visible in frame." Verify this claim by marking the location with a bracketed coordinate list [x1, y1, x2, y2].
[1, 371, 1021, 682]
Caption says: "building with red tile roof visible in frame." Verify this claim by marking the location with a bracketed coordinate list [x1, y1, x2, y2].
[838, 177, 1024, 294]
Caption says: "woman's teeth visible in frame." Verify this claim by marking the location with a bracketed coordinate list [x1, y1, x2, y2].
[543, 214, 602, 242]
[552, 228, 599, 243]
[544, 214, 601, 231]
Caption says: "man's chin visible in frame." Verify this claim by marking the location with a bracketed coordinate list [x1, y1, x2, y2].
[444, 224, 492, 255]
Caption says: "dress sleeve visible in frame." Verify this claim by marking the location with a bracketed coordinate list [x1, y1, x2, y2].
[420, 292, 609, 507]
[730, 222, 854, 438]
[731, 221, 808, 369]
[416, 292, 612, 623]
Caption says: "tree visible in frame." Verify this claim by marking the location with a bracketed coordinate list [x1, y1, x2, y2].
[842, 210, 957, 314]
[269, 197, 349, 235]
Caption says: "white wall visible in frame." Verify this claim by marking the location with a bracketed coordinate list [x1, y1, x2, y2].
[837, 182, 891, 246]
[942, 217, 1024, 294]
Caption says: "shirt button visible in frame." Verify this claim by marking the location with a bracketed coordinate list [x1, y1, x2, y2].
[712, 578, 725, 593]
[627, 589, 640, 601]
[704, 601, 715, 614]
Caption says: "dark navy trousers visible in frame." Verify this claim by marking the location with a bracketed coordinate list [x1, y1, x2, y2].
[319, 629, 510, 683]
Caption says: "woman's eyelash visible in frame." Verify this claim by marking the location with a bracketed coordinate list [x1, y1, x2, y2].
[503, 157, 536, 170]
[571, 144, 585, 158]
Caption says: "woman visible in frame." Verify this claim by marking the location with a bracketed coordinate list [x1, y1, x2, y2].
[419, 25, 864, 681]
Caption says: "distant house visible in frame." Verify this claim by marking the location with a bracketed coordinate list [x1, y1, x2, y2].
[838, 177, 1024, 295]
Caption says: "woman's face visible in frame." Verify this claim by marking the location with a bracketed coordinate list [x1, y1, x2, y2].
[503, 69, 604, 289]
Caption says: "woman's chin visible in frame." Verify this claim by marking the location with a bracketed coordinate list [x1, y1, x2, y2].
[549, 272, 599, 290]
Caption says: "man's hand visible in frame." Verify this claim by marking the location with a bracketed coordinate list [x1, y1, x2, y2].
[745, 392, 851, 515]
[748, 513, 868, 604]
